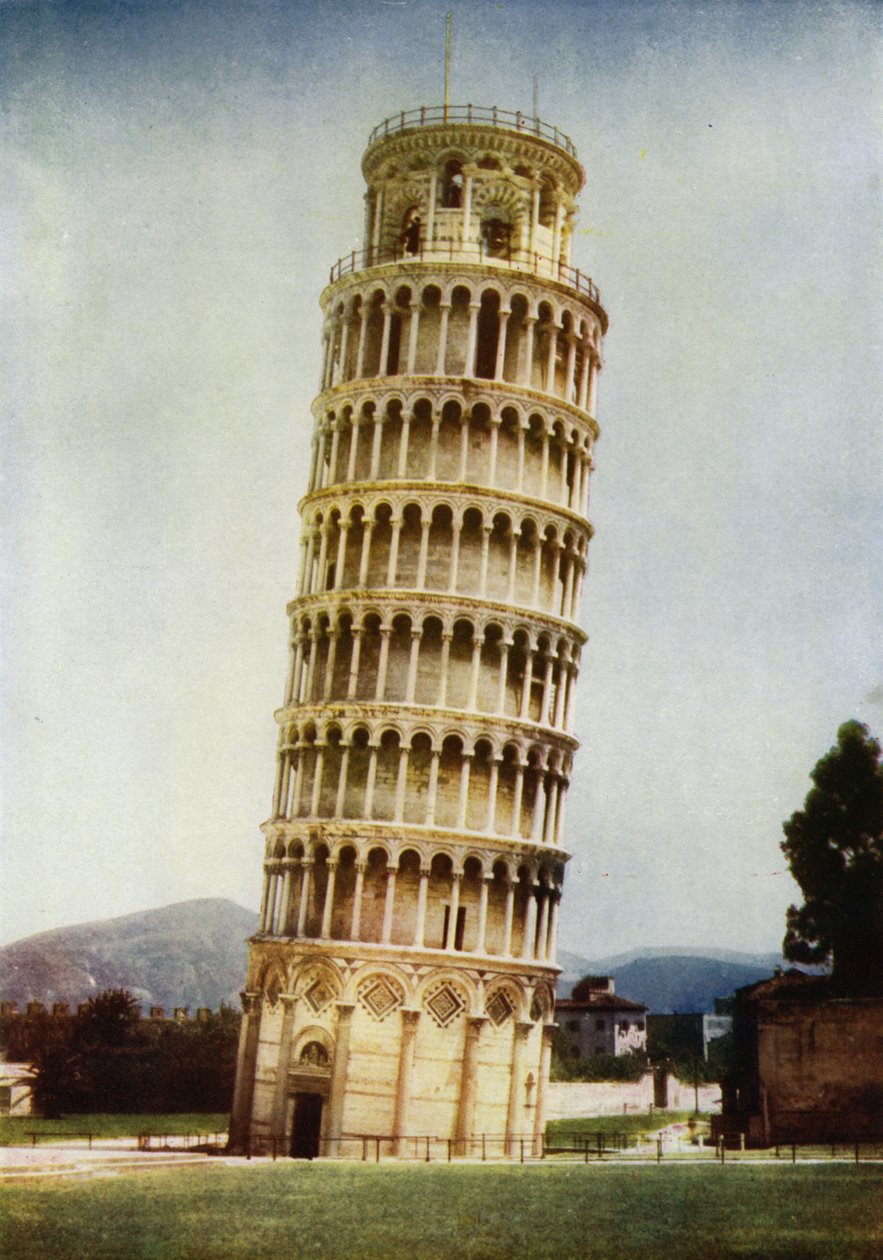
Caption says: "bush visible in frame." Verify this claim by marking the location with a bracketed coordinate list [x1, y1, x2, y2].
[550, 1029, 648, 1081]
[8, 991, 241, 1117]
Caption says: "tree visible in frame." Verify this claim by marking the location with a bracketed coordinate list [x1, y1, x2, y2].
[781, 720, 883, 993]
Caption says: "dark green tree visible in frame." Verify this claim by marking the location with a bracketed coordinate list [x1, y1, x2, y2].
[781, 720, 883, 993]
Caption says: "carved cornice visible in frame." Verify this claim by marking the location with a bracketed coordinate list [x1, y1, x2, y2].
[259, 817, 571, 870]
[362, 123, 583, 194]
[272, 699, 580, 753]
[298, 480, 593, 540]
[284, 587, 588, 646]
[312, 376, 600, 442]
[321, 260, 606, 330]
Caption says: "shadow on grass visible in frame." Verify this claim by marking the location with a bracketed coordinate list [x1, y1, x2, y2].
[2, 1161, 882, 1259]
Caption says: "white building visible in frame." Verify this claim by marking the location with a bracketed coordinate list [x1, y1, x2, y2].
[556, 977, 648, 1059]
[230, 103, 607, 1159]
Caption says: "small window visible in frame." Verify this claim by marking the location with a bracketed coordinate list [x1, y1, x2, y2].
[481, 216, 510, 257]
[441, 904, 466, 951]
[442, 160, 464, 208]
[401, 207, 421, 256]
[620, 1021, 630, 1033]
[637, 1022, 645, 1032]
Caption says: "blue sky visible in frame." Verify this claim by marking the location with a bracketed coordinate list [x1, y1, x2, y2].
[3, 0, 881, 956]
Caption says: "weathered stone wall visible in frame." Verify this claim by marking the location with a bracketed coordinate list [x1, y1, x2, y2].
[546, 1076, 722, 1120]
[751, 996, 883, 1142]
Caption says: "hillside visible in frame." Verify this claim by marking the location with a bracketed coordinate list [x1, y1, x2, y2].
[0, 899, 259, 1013]
[1, 900, 782, 1015]
[556, 948, 780, 1013]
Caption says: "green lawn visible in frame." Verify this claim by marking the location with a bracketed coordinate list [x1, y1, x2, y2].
[2, 1162, 881, 1259]
[0, 1113, 228, 1145]
[547, 1109, 701, 1142]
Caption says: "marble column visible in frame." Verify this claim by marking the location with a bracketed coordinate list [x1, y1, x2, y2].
[392, 1009, 421, 1155]
[455, 1016, 486, 1154]
[326, 1002, 355, 1150]
[506, 1022, 532, 1157]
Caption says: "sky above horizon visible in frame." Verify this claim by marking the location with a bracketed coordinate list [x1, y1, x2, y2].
[2, 0, 881, 958]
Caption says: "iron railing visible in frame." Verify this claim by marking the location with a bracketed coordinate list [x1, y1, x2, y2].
[238, 1130, 883, 1164]
[367, 105, 578, 159]
[328, 242, 602, 307]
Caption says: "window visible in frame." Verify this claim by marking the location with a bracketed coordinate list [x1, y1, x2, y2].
[620, 1021, 630, 1034]
[441, 904, 466, 951]
[442, 160, 463, 208]
[481, 215, 511, 257]
[401, 207, 421, 256]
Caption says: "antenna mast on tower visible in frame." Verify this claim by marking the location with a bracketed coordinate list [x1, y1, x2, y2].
[444, 12, 452, 119]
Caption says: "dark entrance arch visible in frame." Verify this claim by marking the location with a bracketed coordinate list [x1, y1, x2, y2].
[291, 1092, 323, 1159]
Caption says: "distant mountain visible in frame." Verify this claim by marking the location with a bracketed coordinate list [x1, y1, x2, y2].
[556, 947, 783, 1013]
[1, 900, 783, 1017]
[0, 899, 259, 1013]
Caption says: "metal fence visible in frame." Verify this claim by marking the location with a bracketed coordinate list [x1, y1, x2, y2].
[327, 242, 603, 307]
[13, 1129, 883, 1164]
[367, 106, 578, 158]
[238, 1130, 883, 1164]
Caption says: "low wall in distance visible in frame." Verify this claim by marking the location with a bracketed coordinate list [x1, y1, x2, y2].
[546, 1074, 721, 1120]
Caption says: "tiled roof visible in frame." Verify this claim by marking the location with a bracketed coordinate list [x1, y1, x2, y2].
[555, 994, 648, 1013]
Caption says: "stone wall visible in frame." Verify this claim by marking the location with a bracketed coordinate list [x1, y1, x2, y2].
[546, 1075, 721, 1120]
[750, 995, 883, 1143]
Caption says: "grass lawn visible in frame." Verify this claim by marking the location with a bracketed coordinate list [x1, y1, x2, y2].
[547, 1110, 700, 1141]
[2, 1161, 881, 1259]
[0, 1114, 228, 1145]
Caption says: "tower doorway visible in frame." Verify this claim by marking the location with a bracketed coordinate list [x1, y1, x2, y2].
[291, 1092, 323, 1159]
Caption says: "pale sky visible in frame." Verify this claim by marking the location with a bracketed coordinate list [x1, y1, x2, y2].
[2, 0, 881, 958]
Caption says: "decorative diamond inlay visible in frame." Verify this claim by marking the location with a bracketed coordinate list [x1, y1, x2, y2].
[486, 990, 514, 1027]
[304, 979, 334, 1013]
[358, 977, 403, 1022]
[425, 983, 465, 1028]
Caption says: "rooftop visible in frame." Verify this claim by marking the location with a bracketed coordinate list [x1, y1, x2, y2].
[367, 104, 579, 160]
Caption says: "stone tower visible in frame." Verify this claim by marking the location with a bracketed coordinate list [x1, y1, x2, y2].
[230, 104, 606, 1159]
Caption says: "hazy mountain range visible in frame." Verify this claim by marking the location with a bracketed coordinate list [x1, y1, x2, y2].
[0, 899, 783, 1015]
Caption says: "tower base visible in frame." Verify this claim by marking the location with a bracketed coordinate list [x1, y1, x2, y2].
[228, 939, 556, 1159]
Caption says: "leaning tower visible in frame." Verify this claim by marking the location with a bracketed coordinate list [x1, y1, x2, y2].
[230, 104, 606, 1159]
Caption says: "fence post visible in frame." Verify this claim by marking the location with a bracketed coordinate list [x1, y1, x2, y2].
[482, 1133, 486, 1162]
[426, 1136, 430, 1163]
[791, 1144, 796, 1165]
[447, 1138, 452, 1163]
[520, 1137, 524, 1164]
[375, 1137, 380, 1163]
[656, 1138, 662, 1165]
[855, 1142, 860, 1165]
[719, 1139, 725, 1164]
